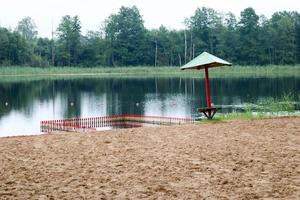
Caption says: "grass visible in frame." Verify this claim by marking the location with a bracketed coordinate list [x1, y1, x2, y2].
[204, 93, 299, 122]
[0, 65, 299, 80]
[207, 111, 299, 123]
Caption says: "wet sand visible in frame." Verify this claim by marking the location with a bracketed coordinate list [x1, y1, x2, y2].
[0, 117, 299, 199]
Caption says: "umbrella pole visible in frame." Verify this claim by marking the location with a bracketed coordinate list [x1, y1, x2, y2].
[204, 67, 212, 117]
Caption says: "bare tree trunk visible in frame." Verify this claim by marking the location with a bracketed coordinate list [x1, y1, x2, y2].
[192, 44, 195, 59]
[51, 24, 55, 66]
[155, 40, 158, 67]
[184, 30, 187, 64]
[209, 34, 213, 54]
[178, 54, 182, 66]
[210, 40, 213, 53]
[110, 41, 115, 67]
[68, 43, 71, 66]
[268, 48, 272, 65]
[8, 51, 11, 65]
[190, 30, 193, 61]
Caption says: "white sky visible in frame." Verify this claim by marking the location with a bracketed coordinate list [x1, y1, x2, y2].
[0, 0, 299, 38]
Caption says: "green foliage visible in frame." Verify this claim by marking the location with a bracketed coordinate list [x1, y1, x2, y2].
[212, 93, 297, 122]
[268, 12, 297, 64]
[30, 54, 49, 67]
[79, 31, 107, 67]
[149, 26, 181, 66]
[56, 15, 82, 66]
[0, 28, 10, 64]
[16, 17, 38, 41]
[186, 7, 222, 55]
[212, 112, 259, 122]
[105, 6, 148, 66]
[0, 7, 300, 67]
[238, 8, 262, 65]
[258, 93, 295, 113]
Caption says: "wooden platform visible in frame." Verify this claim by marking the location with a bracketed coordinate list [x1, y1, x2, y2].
[198, 107, 220, 119]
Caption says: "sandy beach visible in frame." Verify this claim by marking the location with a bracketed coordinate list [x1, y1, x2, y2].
[0, 117, 299, 199]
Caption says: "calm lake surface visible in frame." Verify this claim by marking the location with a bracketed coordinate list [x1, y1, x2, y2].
[0, 77, 299, 136]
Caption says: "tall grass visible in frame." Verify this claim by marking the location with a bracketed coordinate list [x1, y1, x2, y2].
[0, 65, 299, 78]
[211, 93, 299, 122]
[258, 93, 296, 113]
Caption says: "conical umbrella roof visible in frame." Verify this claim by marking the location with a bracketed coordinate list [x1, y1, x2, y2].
[180, 52, 232, 70]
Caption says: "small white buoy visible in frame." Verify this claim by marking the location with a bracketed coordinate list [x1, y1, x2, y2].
[135, 102, 139, 106]
[5, 102, 8, 106]
[70, 102, 74, 106]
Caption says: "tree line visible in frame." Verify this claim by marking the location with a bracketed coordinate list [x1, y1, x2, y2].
[0, 6, 299, 67]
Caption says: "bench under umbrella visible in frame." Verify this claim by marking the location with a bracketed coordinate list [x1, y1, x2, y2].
[181, 52, 232, 119]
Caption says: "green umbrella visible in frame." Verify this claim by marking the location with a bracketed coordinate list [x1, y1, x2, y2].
[181, 52, 232, 119]
[181, 51, 232, 70]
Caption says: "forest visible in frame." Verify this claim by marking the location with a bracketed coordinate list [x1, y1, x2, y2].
[0, 6, 299, 67]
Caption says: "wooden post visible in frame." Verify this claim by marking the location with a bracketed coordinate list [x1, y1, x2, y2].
[204, 66, 212, 108]
[204, 66, 214, 118]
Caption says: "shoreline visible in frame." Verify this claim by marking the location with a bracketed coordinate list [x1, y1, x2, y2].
[1, 116, 298, 139]
[0, 117, 299, 199]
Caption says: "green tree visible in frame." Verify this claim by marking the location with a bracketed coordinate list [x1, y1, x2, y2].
[16, 17, 38, 41]
[168, 30, 185, 66]
[105, 6, 148, 66]
[237, 7, 261, 64]
[31, 37, 52, 67]
[257, 15, 273, 64]
[269, 12, 297, 64]
[7, 31, 31, 65]
[0, 28, 27, 65]
[186, 7, 222, 58]
[0, 28, 10, 64]
[151, 26, 172, 66]
[1, 8, 300, 67]
[56, 15, 81, 66]
[80, 31, 108, 67]
[215, 12, 239, 62]
[149, 26, 185, 66]
[295, 13, 300, 63]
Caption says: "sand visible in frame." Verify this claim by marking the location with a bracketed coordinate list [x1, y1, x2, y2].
[0, 117, 299, 199]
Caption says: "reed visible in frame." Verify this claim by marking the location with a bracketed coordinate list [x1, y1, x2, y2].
[0, 65, 299, 79]
[210, 93, 299, 122]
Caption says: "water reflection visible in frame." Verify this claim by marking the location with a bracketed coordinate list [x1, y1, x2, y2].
[0, 77, 299, 136]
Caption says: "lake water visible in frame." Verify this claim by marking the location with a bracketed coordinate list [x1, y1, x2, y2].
[0, 77, 299, 136]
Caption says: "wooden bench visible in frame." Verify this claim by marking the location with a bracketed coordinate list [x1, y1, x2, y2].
[198, 107, 220, 119]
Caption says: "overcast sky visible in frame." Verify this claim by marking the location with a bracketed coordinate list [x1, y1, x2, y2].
[0, 0, 299, 38]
